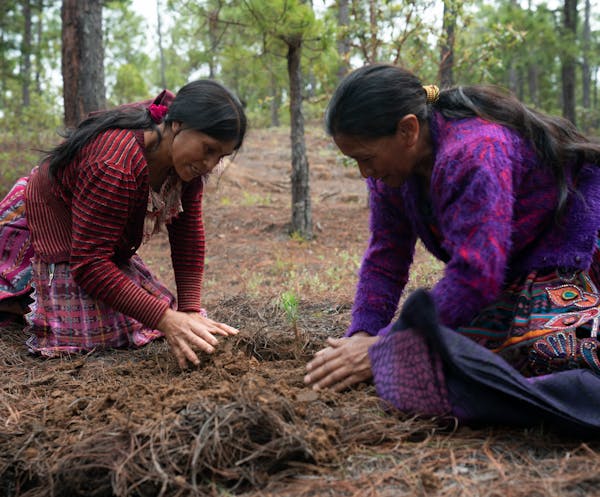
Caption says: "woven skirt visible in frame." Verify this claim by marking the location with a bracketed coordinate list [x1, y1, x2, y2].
[368, 241, 600, 434]
[0, 177, 177, 356]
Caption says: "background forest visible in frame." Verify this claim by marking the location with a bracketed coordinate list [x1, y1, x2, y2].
[1, 0, 599, 133]
[2, 0, 599, 237]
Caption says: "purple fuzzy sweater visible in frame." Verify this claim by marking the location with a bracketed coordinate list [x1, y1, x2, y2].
[348, 111, 600, 335]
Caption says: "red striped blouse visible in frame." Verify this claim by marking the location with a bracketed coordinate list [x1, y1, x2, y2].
[25, 128, 205, 329]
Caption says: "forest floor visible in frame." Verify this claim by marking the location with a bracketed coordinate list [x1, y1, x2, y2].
[2, 126, 600, 497]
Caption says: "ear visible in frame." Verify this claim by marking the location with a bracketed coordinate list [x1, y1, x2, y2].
[395, 114, 420, 147]
[170, 121, 182, 136]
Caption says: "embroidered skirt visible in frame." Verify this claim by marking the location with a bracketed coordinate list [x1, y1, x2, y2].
[457, 245, 600, 377]
[368, 243, 600, 434]
[0, 177, 176, 356]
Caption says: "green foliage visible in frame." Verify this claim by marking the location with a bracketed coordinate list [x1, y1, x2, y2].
[103, 0, 153, 101]
[112, 64, 150, 105]
[0, 0, 599, 147]
[241, 0, 317, 40]
[455, 0, 564, 114]
[279, 290, 300, 326]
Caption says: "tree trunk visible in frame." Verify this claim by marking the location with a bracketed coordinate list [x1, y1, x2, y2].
[368, 0, 377, 63]
[34, 0, 43, 94]
[61, 0, 106, 127]
[287, 37, 312, 239]
[582, 0, 590, 120]
[561, 0, 577, 124]
[157, 0, 167, 88]
[207, 7, 219, 79]
[439, 0, 456, 88]
[269, 71, 280, 127]
[21, 0, 32, 108]
[336, 0, 350, 81]
[527, 63, 539, 107]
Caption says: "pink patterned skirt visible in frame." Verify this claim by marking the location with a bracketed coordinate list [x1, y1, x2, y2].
[0, 178, 34, 302]
[0, 177, 177, 356]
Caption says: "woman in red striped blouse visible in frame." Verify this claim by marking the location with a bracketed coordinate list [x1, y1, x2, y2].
[0, 80, 247, 368]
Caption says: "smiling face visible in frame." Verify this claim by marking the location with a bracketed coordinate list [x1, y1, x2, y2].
[170, 123, 237, 182]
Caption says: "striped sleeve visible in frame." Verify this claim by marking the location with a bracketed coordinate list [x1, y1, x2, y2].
[167, 178, 204, 311]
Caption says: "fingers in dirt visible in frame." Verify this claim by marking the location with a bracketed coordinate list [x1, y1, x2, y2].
[305, 357, 348, 388]
[189, 327, 219, 347]
[212, 323, 239, 336]
[170, 339, 199, 369]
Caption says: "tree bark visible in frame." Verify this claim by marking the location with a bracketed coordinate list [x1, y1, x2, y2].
[207, 6, 219, 79]
[527, 63, 539, 107]
[287, 37, 312, 239]
[34, 0, 43, 94]
[61, 0, 106, 127]
[269, 71, 280, 127]
[582, 0, 590, 111]
[368, 0, 377, 63]
[561, 0, 577, 124]
[439, 0, 456, 88]
[21, 0, 32, 107]
[157, 0, 167, 89]
[336, 0, 350, 81]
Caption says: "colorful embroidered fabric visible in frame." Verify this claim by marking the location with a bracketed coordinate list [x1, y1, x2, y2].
[458, 244, 600, 376]
[368, 289, 600, 434]
[0, 177, 34, 302]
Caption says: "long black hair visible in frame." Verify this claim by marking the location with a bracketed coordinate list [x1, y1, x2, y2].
[47, 80, 247, 178]
[325, 63, 600, 215]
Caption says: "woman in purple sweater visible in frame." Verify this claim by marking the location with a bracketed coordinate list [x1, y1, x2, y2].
[305, 64, 600, 435]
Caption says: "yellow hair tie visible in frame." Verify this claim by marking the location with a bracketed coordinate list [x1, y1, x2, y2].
[423, 84, 440, 104]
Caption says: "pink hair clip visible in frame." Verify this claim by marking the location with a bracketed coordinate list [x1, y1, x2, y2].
[148, 103, 169, 123]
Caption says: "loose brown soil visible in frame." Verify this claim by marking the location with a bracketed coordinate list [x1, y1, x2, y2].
[1, 126, 599, 497]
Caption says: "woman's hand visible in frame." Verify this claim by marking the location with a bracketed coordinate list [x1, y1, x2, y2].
[157, 308, 239, 368]
[304, 332, 379, 392]
[183, 311, 239, 337]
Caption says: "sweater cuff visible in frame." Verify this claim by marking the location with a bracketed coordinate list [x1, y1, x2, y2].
[346, 315, 389, 337]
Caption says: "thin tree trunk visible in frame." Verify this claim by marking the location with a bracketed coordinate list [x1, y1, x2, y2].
[527, 63, 539, 107]
[0, 0, 5, 109]
[287, 37, 312, 239]
[157, 0, 166, 88]
[61, 0, 106, 127]
[207, 7, 219, 79]
[439, 0, 456, 88]
[21, 0, 32, 107]
[595, 68, 598, 109]
[561, 0, 577, 124]
[270, 71, 280, 127]
[34, 0, 43, 94]
[582, 0, 591, 124]
[368, 0, 377, 63]
[508, 64, 519, 95]
[336, 0, 350, 81]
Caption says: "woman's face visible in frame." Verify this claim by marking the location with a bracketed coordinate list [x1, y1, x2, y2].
[332, 114, 423, 188]
[170, 123, 237, 182]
